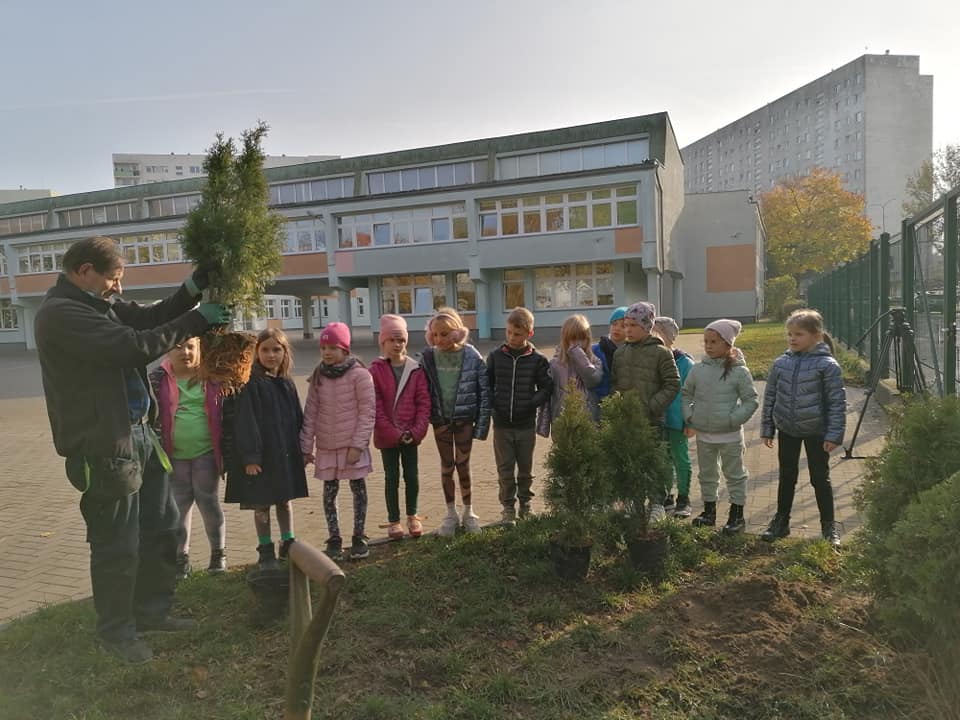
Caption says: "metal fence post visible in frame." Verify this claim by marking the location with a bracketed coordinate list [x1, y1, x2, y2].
[902, 219, 916, 390]
[944, 195, 958, 394]
[869, 240, 879, 371]
[879, 232, 891, 378]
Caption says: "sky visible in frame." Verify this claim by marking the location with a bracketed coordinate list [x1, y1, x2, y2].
[1, 0, 957, 196]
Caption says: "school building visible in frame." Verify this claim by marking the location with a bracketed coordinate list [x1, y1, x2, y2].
[0, 113, 764, 350]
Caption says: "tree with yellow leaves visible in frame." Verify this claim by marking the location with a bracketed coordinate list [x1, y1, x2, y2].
[761, 168, 872, 278]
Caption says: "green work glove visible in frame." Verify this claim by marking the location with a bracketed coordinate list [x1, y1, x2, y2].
[185, 263, 217, 295]
[197, 303, 232, 326]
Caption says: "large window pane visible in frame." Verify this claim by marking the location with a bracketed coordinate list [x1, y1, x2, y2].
[480, 214, 497, 237]
[311, 180, 329, 200]
[592, 203, 612, 227]
[617, 200, 637, 225]
[627, 139, 648, 164]
[576, 278, 595, 306]
[373, 223, 391, 246]
[559, 148, 580, 172]
[355, 224, 372, 247]
[393, 221, 411, 244]
[501, 213, 519, 235]
[523, 211, 541, 234]
[504, 281, 525, 309]
[454, 162, 472, 185]
[431, 218, 451, 242]
[437, 164, 456, 187]
[384, 171, 401, 193]
[517, 154, 538, 178]
[398, 290, 412, 314]
[339, 225, 354, 248]
[535, 281, 553, 309]
[504, 268, 524, 281]
[456, 273, 476, 311]
[546, 208, 564, 232]
[414, 288, 434, 314]
[582, 145, 604, 170]
[596, 276, 614, 306]
[539, 151, 560, 174]
[555, 279, 572, 307]
[452, 216, 468, 239]
[499, 157, 518, 180]
[413, 220, 430, 244]
[472, 160, 489, 183]
[418, 167, 437, 189]
[604, 141, 628, 166]
[569, 206, 587, 230]
[432, 275, 447, 309]
[401, 168, 418, 191]
[278, 185, 297, 204]
[327, 178, 345, 199]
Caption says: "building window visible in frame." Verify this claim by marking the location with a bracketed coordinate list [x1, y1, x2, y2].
[534, 263, 614, 310]
[283, 219, 326, 253]
[280, 299, 292, 319]
[367, 160, 487, 195]
[147, 195, 202, 218]
[57, 202, 136, 228]
[0, 299, 17, 330]
[293, 299, 303, 318]
[380, 274, 446, 315]
[479, 186, 636, 239]
[503, 269, 525, 308]
[455, 273, 476, 312]
[17, 241, 73, 274]
[0, 213, 46, 237]
[855, 111, 863, 122]
[338, 204, 467, 249]
[117, 232, 183, 265]
[498, 139, 648, 181]
[269, 176, 355, 205]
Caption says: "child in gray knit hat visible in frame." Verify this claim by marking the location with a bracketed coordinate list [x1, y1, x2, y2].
[611, 301, 681, 522]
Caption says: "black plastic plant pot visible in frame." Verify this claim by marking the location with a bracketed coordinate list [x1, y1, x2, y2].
[626, 532, 671, 579]
[246, 566, 290, 624]
[548, 536, 592, 581]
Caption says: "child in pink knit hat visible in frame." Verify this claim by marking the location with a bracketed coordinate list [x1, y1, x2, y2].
[370, 314, 431, 540]
[300, 322, 376, 560]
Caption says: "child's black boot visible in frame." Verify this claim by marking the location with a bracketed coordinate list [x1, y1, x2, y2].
[722, 504, 745, 535]
[760, 513, 791, 542]
[692, 501, 716, 527]
[324, 536, 343, 561]
[256, 543, 279, 570]
[674, 494, 692, 519]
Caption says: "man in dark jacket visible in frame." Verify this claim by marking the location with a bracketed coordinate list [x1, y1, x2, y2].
[34, 236, 230, 663]
[486, 308, 552, 525]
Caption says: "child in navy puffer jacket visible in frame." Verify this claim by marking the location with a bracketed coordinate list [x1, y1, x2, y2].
[760, 309, 846, 548]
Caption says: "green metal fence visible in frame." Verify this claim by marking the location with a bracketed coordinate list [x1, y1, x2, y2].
[807, 186, 959, 396]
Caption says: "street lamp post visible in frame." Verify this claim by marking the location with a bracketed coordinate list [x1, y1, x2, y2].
[868, 198, 897, 235]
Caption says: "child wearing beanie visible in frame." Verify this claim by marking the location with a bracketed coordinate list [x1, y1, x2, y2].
[370, 314, 431, 540]
[652, 316, 695, 518]
[593, 306, 628, 402]
[300, 322, 376, 560]
[611, 301, 681, 521]
[419, 307, 491, 537]
[681, 318, 758, 535]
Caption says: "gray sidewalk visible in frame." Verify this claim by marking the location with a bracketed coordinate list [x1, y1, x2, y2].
[0, 332, 888, 623]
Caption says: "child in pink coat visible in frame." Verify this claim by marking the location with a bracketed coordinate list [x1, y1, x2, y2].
[369, 314, 431, 540]
[300, 322, 376, 561]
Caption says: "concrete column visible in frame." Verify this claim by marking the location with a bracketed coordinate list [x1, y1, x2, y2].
[645, 269, 662, 310]
[475, 277, 490, 340]
[20, 298, 40, 350]
[335, 288, 352, 327]
[300, 295, 314, 339]
[671, 275, 684, 327]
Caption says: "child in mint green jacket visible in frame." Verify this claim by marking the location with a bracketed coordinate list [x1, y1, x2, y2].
[681, 319, 758, 535]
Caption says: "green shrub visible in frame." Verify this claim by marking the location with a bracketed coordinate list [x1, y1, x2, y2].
[856, 396, 960, 537]
[881, 472, 960, 646]
[543, 385, 605, 545]
[764, 275, 797, 319]
[597, 391, 673, 537]
[780, 298, 807, 319]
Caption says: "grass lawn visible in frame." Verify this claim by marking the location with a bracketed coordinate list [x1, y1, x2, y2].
[0, 518, 930, 720]
[681, 322, 867, 385]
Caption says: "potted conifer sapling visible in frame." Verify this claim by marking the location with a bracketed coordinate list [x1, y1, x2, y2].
[180, 121, 285, 395]
[543, 387, 606, 581]
[598, 391, 674, 577]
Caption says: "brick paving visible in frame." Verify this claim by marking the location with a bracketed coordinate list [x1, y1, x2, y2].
[0, 331, 888, 624]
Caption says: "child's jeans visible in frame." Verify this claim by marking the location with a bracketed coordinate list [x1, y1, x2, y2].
[666, 427, 692, 497]
[493, 423, 537, 508]
[323, 478, 368, 538]
[171, 452, 225, 554]
[776, 432, 834, 522]
[433, 421, 474, 505]
[695, 440, 748, 505]
[381, 445, 419, 523]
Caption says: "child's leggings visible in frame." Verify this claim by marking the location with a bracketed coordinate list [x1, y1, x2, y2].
[665, 428, 692, 497]
[381, 445, 419, 523]
[323, 478, 368, 538]
[433, 421, 474, 505]
[170, 452, 225, 554]
[776, 432, 834, 522]
[695, 439, 748, 505]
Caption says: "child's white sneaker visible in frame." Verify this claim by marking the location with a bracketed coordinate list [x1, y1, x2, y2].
[438, 509, 460, 538]
[461, 508, 482, 534]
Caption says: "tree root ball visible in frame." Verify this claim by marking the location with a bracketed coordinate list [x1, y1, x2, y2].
[200, 331, 257, 396]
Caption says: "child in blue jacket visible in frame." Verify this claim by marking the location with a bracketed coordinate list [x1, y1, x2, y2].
[652, 317, 694, 517]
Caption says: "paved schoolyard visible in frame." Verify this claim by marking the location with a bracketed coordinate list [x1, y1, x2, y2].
[0, 331, 888, 624]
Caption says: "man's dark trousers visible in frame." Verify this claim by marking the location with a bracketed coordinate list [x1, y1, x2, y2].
[76, 424, 182, 643]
